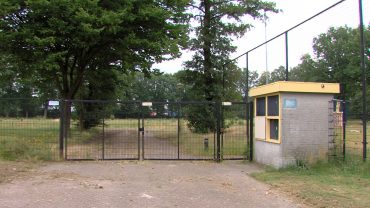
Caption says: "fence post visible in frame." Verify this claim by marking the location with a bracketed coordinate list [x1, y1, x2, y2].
[358, 0, 367, 161]
[342, 100, 346, 160]
[249, 102, 254, 161]
[177, 102, 180, 160]
[216, 102, 221, 162]
[59, 100, 64, 160]
[102, 104, 105, 160]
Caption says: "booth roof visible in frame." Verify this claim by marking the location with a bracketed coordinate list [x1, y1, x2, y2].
[249, 81, 340, 97]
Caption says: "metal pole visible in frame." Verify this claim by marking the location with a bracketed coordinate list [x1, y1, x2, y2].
[358, 0, 367, 161]
[102, 108, 105, 160]
[59, 100, 64, 160]
[264, 13, 269, 84]
[137, 103, 141, 160]
[177, 103, 180, 160]
[285, 32, 289, 81]
[246, 53, 249, 102]
[216, 102, 221, 162]
[246, 53, 250, 160]
[342, 100, 346, 160]
[222, 65, 225, 99]
[249, 102, 254, 161]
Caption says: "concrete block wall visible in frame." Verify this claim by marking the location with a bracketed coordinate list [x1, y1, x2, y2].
[254, 140, 283, 168]
[281, 93, 333, 165]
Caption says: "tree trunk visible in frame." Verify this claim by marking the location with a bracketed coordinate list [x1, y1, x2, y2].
[202, 0, 213, 101]
[79, 102, 85, 131]
[43, 100, 48, 118]
[62, 99, 72, 140]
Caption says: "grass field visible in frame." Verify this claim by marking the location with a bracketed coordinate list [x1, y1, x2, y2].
[0, 118, 59, 160]
[252, 159, 370, 208]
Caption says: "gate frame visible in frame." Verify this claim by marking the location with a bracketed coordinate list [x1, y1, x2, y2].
[60, 100, 253, 161]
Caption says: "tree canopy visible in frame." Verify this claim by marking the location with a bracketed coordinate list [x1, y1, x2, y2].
[182, 0, 278, 101]
[0, 0, 189, 101]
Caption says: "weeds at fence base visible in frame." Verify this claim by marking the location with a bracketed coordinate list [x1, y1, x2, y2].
[0, 138, 54, 161]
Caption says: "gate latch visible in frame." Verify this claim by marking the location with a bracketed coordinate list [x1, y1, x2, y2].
[139, 127, 144, 132]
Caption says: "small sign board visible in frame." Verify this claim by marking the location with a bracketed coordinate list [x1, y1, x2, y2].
[283, 99, 297, 109]
[222, 102, 232, 106]
[142, 102, 152, 107]
[48, 101, 59, 106]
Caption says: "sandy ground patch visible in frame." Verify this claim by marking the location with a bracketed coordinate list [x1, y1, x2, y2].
[0, 161, 306, 208]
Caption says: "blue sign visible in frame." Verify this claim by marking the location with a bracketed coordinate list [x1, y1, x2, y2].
[283, 99, 297, 109]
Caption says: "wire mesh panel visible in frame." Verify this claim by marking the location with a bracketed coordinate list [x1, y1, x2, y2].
[104, 102, 140, 160]
[0, 98, 60, 160]
[328, 100, 344, 159]
[65, 101, 104, 160]
[179, 102, 216, 160]
[221, 102, 248, 160]
[59, 100, 251, 161]
[345, 119, 364, 159]
[142, 102, 179, 159]
[64, 101, 141, 160]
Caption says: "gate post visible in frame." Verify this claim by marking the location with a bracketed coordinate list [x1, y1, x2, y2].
[249, 102, 254, 161]
[59, 100, 65, 160]
[216, 102, 221, 162]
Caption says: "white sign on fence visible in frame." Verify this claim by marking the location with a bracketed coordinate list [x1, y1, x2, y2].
[142, 102, 153, 107]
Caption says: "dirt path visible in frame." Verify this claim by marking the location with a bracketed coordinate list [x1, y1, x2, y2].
[66, 129, 186, 160]
[0, 161, 306, 208]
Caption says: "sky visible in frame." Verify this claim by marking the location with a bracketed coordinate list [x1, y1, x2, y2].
[153, 0, 370, 75]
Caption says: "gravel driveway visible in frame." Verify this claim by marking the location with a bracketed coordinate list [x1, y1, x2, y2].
[0, 161, 305, 208]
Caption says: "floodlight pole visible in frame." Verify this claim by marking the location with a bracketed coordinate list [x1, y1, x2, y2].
[264, 13, 268, 84]
[245, 53, 250, 160]
[358, 0, 367, 161]
[245, 53, 249, 103]
[285, 32, 289, 81]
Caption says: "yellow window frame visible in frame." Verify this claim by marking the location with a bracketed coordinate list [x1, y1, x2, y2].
[254, 93, 282, 144]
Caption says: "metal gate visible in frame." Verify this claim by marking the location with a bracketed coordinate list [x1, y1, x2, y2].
[62, 100, 253, 161]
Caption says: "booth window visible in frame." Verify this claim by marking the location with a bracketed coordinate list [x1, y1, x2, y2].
[256, 97, 266, 116]
[268, 119, 279, 140]
[268, 95, 279, 116]
[255, 94, 280, 143]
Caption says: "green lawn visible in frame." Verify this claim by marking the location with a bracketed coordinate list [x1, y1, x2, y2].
[252, 159, 370, 208]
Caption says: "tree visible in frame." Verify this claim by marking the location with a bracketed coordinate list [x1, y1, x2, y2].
[236, 69, 259, 100]
[270, 66, 286, 82]
[289, 54, 320, 82]
[75, 67, 120, 129]
[180, 0, 278, 132]
[312, 26, 369, 98]
[256, 71, 269, 86]
[289, 26, 370, 114]
[0, 0, 189, 130]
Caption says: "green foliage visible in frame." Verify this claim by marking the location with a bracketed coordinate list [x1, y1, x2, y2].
[0, 0, 190, 131]
[289, 26, 370, 114]
[184, 104, 216, 133]
[180, 0, 277, 132]
[75, 68, 119, 129]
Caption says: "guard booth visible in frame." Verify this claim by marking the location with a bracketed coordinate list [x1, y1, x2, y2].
[249, 81, 340, 168]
